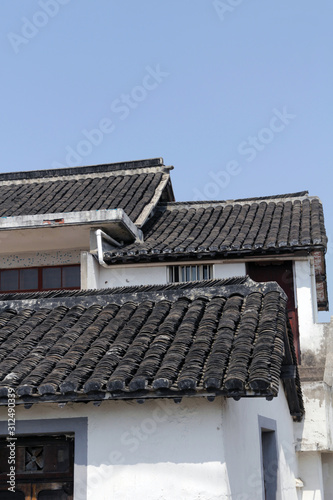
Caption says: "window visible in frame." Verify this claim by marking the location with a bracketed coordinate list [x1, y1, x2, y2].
[169, 264, 213, 283]
[0, 265, 80, 293]
[0, 435, 74, 499]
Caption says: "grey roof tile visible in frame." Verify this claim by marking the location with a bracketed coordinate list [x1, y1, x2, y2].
[0, 278, 303, 419]
[0, 158, 174, 224]
[104, 192, 327, 262]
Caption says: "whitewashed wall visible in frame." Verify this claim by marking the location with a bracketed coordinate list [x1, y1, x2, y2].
[214, 262, 246, 279]
[294, 260, 325, 358]
[81, 254, 247, 290]
[0, 388, 298, 500]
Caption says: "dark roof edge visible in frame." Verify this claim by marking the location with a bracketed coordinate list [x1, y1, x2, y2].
[0, 277, 288, 311]
[0, 390, 280, 407]
[0, 158, 164, 181]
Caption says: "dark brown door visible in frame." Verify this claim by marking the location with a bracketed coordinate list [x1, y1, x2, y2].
[247, 261, 301, 362]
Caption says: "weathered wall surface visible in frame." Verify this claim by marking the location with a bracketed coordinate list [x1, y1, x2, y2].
[0, 250, 80, 268]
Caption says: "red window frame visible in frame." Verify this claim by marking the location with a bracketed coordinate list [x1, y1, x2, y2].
[0, 265, 80, 293]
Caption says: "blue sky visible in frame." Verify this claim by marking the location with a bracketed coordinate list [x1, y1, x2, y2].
[1, 1, 332, 317]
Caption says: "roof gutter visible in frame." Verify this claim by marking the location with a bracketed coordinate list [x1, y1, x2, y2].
[95, 229, 122, 268]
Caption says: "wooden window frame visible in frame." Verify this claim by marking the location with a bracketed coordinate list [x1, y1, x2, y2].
[0, 265, 80, 293]
[0, 434, 74, 499]
[0, 418, 87, 500]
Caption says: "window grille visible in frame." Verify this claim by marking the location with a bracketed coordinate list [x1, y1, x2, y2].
[169, 264, 212, 283]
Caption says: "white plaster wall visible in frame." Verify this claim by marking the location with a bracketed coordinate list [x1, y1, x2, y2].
[0, 250, 80, 268]
[321, 452, 333, 499]
[214, 262, 246, 279]
[0, 398, 228, 500]
[98, 264, 168, 288]
[297, 452, 324, 500]
[81, 252, 99, 289]
[0, 390, 299, 500]
[81, 253, 169, 290]
[294, 260, 325, 356]
[83, 260, 247, 291]
[223, 382, 299, 500]
[294, 382, 333, 453]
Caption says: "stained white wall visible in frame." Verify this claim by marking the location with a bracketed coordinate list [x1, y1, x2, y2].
[98, 264, 168, 288]
[0, 389, 298, 500]
[294, 382, 332, 453]
[0, 250, 80, 268]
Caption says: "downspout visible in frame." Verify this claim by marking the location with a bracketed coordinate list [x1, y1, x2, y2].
[309, 255, 318, 323]
[95, 229, 121, 268]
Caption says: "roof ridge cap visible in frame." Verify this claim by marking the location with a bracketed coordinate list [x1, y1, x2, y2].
[0, 276, 288, 311]
[0, 158, 165, 182]
[157, 191, 313, 209]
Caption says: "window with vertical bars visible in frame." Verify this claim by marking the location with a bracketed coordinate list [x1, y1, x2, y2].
[169, 264, 213, 283]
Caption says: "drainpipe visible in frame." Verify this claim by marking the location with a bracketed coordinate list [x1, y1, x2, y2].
[309, 255, 318, 323]
[95, 229, 121, 268]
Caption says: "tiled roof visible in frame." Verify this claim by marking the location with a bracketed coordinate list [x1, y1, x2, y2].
[0, 278, 303, 419]
[104, 192, 327, 262]
[0, 158, 174, 225]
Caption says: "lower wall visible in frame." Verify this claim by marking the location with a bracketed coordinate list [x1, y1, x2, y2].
[0, 388, 298, 500]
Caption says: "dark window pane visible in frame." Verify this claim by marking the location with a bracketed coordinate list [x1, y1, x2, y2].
[62, 266, 80, 288]
[20, 268, 38, 290]
[0, 270, 19, 291]
[38, 490, 69, 500]
[0, 491, 25, 499]
[43, 268, 61, 289]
